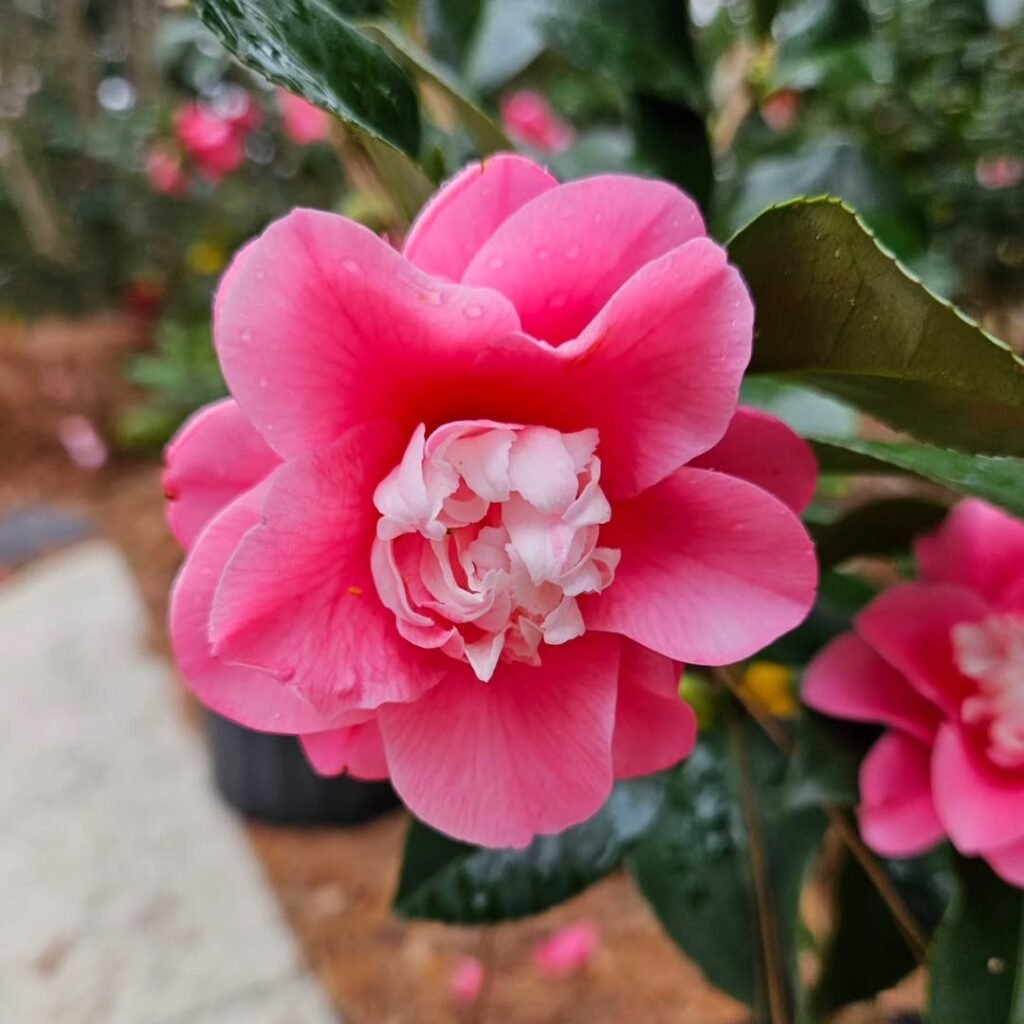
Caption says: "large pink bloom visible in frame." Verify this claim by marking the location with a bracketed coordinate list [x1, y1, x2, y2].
[805, 500, 1024, 887]
[165, 154, 817, 847]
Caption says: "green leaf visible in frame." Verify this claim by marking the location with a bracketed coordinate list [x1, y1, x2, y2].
[812, 498, 948, 570]
[813, 848, 952, 1015]
[394, 774, 668, 923]
[785, 709, 875, 810]
[730, 198, 1024, 458]
[929, 857, 1024, 1024]
[193, 0, 421, 157]
[752, 0, 781, 37]
[361, 22, 510, 154]
[465, 0, 548, 90]
[628, 726, 825, 1007]
[811, 436, 1024, 519]
[420, 0, 482, 69]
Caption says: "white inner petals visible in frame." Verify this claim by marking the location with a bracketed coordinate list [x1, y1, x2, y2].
[371, 422, 620, 681]
[953, 614, 1024, 768]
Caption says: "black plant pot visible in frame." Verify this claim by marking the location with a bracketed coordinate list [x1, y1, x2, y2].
[204, 712, 401, 826]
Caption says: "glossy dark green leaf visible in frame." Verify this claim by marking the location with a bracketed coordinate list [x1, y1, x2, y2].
[813, 847, 952, 1015]
[420, 0, 482, 69]
[394, 774, 668, 923]
[785, 710, 876, 810]
[193, 0, 421, 156]
[929, 857, 1024, 1024]
[732, 198, 1024, 458]
[811, 436, 1024, 519]
[362, 22, 509, 154]
[812, 498, 948, 570]
[628, 726, 826, 1007]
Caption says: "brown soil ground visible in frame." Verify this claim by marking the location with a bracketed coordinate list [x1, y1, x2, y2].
[1, 314, 923, 1023]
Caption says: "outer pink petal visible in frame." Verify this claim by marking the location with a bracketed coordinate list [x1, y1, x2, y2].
[612, 641, 695, 779]
[858, 732, 945, 858]
[215, 208, 521, 458]
[916, 499, 1024, 609]
[802, 633, 941, 744]
[169, 483, 340, 733]
[584, 467, 817, 665]
[163, 398, 280, 550]
[377, 634, 620, 847]
[855, 583, 988, 715]
[689, 407, 817, 514]
[932, 724, 1024, 854]
[985, 837, 1024, 889]
[209, 423, 446, 715]
[463, 175, 705, 344]
[299, 720, 389, 780]
[402, 154, 557, 280]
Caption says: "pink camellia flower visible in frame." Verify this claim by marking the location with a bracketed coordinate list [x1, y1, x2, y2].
[278, 88, 330, 145]
[144, 141, 186, 195]
[760, 89, 801, 133]
[532, 922, 600, 977]
[500, 91, 575, 154]
[976, 154, 1023, 191]
[164, 154, 817, 847]
[804, 500, 1024, 887]
[173, 99, 255, 182]
[450, 956, 485, 1004]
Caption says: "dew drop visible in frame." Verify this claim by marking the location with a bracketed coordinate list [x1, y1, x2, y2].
[833, 248, 841, 258]
[256, 269, 266, 281]
[342, 257, 360, 272]
[550, 293, 567, 309]
[258, 375, 268, 389]
[464, 304, 483, 319]
[422, 290, 442, 306]
[535, 246, 549, 261]
[565, 243, 581, 260]
[241, 329, 253, 343]
[486, 255, 505, 270]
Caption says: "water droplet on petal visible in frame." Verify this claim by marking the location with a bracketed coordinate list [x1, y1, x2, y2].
[550, 293, 567, 309]
[486, 255, 505, 270]
[258, 375, 268, 388]
[241, 329, 253, 343]
[256, 269, 266, 281]
[342, 257, 360, 272]
[536, 247, 549, 261]
[565, 243, 580, 260]
[464, 304, 483, 319]
[422, 290, 442, 306]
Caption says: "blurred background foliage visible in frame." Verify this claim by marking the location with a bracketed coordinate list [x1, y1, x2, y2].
[0, 0, 1021, 446]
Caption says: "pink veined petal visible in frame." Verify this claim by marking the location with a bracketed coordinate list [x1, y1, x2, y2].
[377, 634, 620, 847]
[855, 583, 989, 715]
[802, 633, 941, 744]
[403, 153, 558, 280]
[612, 640, 696, 779]
[299, 720, 389, 780]
[215, 208, 521, 458]
[209, 423, 446, 715]
[163, 398, 280, 550]
[916, 499, 1024, 610]
[985, 836, 1024, 889]
[169, 482, 342, 733]
[463, 174, 705, 345]
[858, 732, 945, 858]
[689, 407, 817, 514]
[583, 467, 817, 666]
[931, 723, 1024, 854]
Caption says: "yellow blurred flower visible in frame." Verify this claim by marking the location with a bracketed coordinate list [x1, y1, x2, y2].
[186, 240, 227, 276]
[738, 661, 798, 719]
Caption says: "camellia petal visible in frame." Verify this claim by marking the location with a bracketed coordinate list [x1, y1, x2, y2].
[803, 633, 942, 743]
[915, 499, 1024, 610]
[856, 583, 988, 715]
[584, 467, 816, 665]
[986, 836, 1024, 889]
[463, 174, 704, 344]
[378, 634, 619, 847]
[215, 208, 522, 458]
[299, 720, 390, 780]
[931, 723, 1024, 854]
[859, 732, 945, 858]
[402, 154, 557, 281]
[209, 424, 446, 714]
[163, 398, 280, 549]
[689, 407, 817, 514]
[170, 482, 344, 733]
[612, 641, 695, 779]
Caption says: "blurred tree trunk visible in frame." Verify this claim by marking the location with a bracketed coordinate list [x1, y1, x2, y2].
[54, 0, 97, 122]
[126, 0, 160, 106]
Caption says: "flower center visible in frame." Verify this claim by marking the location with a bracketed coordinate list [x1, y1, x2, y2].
[371, 421, 620, 682]
[953, 614, 1024, 769]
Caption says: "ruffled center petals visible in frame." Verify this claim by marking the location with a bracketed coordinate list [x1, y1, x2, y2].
[371, 421, 619, 682]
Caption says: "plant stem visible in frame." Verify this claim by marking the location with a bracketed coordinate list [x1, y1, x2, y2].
[713, 664, 929, 964]
[728, 712, 792, 1024]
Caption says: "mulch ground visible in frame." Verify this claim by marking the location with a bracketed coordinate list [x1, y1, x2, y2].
[0, 313, 923, 1023]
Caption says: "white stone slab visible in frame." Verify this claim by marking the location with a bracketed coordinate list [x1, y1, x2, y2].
[0, 543, 337, 1024]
